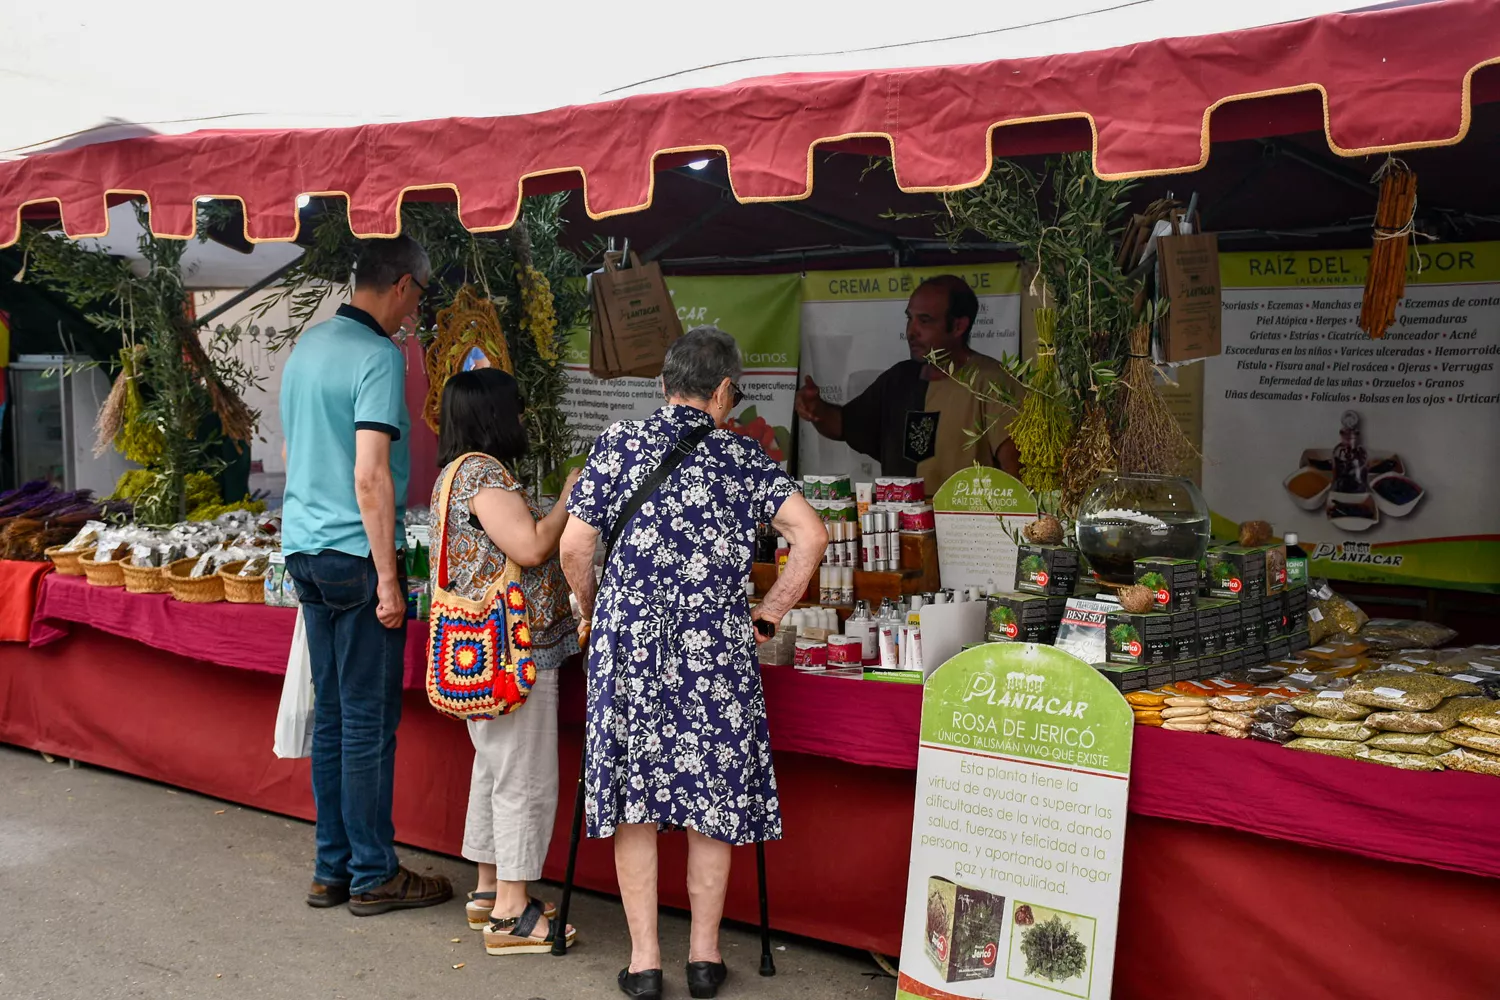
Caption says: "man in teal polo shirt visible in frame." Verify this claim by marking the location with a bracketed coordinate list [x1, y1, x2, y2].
[281, 235, 451, 915]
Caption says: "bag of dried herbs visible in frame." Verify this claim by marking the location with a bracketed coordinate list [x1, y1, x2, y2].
[1019, 914, 1089, 984]
[1365, 697, 1490, 734]
[1459, 702, 1500, 736]
[1442, 726, 1500, 755]
[1357, 618, 1459, 651]
[1290, 691, 1374, 722]
[1437, 747, 1500, 777]
[1307, 581, 1368, 645]
[1354, 745, 1445, 772]
[1366, 732, 1455, 756]
[1286, 738, 1364, 759]
[1346, 673, 1482, 712]
[1292, 717, 1375, 742]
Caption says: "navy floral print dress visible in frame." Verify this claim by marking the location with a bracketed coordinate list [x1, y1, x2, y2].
[566, 404, 798, 845]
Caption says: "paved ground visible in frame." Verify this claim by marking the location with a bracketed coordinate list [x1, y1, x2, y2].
[0, 745, 895, 1000]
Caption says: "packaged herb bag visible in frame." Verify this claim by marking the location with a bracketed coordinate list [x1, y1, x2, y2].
[1292, 717, 1374, 742]
[1346, 673, 1481, 712]
[1365, 697, 1488, 734]
[1357, 619, 1458, 651]
[1366, 732, 1455, 756]
[1437, 747, 1500, 777]
[1354, 745, 1445, 771]
[1290, 691, 1374, 722]
[1286, 737, 1363, 759]
[1441, 726, 1500, 755]
[1458, 702, 1500, 736]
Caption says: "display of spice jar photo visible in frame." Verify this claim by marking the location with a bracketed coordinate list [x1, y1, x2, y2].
[1283, 410, 1423, 531]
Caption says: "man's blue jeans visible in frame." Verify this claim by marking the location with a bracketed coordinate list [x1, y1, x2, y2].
[287, 550, 406, 894]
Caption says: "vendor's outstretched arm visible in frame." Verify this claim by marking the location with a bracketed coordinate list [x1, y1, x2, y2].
[795, 376, 844, 441]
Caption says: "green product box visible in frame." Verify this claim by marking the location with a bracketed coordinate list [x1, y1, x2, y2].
[1106, 611, 1175, 666]
[1147, 663, 1176, 688]
[1096, 663, 1152, 692]
[1014, 545, 1080, 597]
[1134, 557, 1200, 612]
[1205, 547, 1268, 600]
[1196, 654, 1223, 680]
[1288, 629, 1312, 654]
[1242, 643, 1268, 668]
[1195, 604, 1222, 656]
[924, 877, 1005, 984]
[1045, 596, 1069, 627]
[1242, 603, 1266, 646]
[1265, 637, 1292, 663]
[1264, 543, 1290, 595]
[1170, 609, 1200, 661]
[1219, 650, 1245, 674]
[864, 670, 925, 684]
[1262, 598, 1285, 640]
[986, 593, 1054, 643]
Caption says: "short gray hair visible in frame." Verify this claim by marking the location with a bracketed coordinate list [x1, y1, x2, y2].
[662, 325, 742, 401]
[352, 234, 431, 291]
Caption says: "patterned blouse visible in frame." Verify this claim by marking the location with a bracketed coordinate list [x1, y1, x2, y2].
[430, 454, 575, 667]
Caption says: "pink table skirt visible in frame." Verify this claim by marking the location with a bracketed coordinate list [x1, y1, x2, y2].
[27, 573, 1500, 880]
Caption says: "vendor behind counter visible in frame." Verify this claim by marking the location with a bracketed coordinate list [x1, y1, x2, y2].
[795, 275, 1020, 497]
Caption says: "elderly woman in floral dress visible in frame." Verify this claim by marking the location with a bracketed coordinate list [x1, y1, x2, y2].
[560, 327, 826, 1000]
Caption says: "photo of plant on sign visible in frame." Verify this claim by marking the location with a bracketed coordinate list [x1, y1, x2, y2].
[1008, 902, 1097, 998]
[723, 406, 789, 463]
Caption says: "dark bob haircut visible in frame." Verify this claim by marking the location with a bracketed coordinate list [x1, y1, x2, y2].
[437, 368, 529, 467]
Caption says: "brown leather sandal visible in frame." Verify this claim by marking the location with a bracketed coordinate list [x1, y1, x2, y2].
[347, 866, 453, 917]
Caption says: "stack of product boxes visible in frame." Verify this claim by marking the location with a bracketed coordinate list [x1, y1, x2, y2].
[1096, 543, 1312, 693]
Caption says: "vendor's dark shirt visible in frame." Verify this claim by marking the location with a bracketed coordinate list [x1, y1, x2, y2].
[842, 360, 934, 476]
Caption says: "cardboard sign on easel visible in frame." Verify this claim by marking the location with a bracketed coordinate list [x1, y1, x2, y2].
[932, 467, 1038, 593]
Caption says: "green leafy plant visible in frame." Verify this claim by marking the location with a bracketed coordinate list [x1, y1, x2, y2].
[22, 204, 258, 522]
[1108, 623, 1140, 648]
[1019, 554, 1047, 580]
[248, 195, 587, 493]
[1138, 571, 1167, 593]
[1019, 914, 1088, 983]
[989, 606, 1017, 631]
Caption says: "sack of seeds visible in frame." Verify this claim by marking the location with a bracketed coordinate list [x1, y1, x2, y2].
[1366, 732, 1455, 756]
[1292, 717, 1374, 742]
[1209, 722, 1249, 739]
[1250, 720, 1297, 745]
[1441, 726, 1500, 755]
[1458, 702, 1500, 736]
[1286, 737, 1362, 759]
[1437, 747, 1500, 777]
[1207, 693, 1282, 712]
[1365, 696, 1488, 734]
[1353, 745, 1445, 772]
[1357, 618, 1459, 652]
[1346, 673, 1481, 712]
[1210, 710, 1253, 732]
[1290, 691, 1373, 722]
[1307, 581, 1368, 645]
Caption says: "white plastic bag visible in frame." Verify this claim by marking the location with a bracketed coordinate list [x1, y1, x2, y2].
[273, 608, 315, 759]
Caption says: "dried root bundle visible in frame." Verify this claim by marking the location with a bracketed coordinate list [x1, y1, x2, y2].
[1117, 324, 1194, 476]
[1359, 161, 1418, 340]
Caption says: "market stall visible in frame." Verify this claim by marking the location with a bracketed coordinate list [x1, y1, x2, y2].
[4, 572, 1498, 999]
[3, 3, 1500, 999]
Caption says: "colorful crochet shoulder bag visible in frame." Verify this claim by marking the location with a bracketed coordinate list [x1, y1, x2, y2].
[425, 453, 535, 720]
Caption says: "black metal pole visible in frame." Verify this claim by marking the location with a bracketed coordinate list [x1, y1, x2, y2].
[551, 749, 588, 957]
[757, 841, 775, 976]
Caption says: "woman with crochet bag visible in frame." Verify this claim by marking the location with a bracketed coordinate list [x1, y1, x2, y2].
[428, 368, 580, 955]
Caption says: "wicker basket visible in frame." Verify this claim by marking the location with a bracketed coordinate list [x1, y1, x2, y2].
[218, 560, 266, 604]
[121, 561, 171, 594]
[80, 554, 127, 588]
[45, 545, 94, 576]
[165, 557, 225, 604]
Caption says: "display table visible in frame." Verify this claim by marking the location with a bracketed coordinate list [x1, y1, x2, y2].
[0, 560, 51, 642]
[5, 574, 1499, 999]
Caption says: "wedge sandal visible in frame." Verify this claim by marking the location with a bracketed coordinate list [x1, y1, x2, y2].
[466, 891, 558, 931]
[483, 898, 576, 956]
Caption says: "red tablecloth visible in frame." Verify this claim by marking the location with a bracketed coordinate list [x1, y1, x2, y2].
[0, 560, 51, 642]
[27, 573, 1500, 881]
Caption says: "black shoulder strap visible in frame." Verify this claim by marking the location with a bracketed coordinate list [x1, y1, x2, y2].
[604, 424, 711, 561]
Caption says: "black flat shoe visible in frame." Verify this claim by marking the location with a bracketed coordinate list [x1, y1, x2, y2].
[618, 967, 663, 1000]
[686, 960, 729, 999]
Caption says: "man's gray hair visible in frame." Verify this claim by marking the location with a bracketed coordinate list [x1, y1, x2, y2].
[662, 326, 742, 401]
[352, 234, 431, 291]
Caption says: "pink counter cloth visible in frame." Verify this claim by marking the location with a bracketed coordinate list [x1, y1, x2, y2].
[30, 573, 428, 689]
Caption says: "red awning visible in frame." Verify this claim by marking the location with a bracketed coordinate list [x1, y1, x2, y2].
[1, 0, 1496, 248]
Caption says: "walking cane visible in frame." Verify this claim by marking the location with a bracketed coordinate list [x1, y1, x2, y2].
[551, 748, 587, 957]
[757, 840, 776, 976]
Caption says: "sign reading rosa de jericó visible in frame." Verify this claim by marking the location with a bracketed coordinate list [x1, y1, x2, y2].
[896, 644, 1133, 1000]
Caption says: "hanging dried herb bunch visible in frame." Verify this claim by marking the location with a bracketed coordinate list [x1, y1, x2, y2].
[1117, 322, 1195, 475]
[1358, 159, 1418, 339]
[1059, 399, 1117, 517]
[1008, 307, 1074, 494]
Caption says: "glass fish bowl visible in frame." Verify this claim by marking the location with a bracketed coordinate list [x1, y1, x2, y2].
[1074, 474, 1211, 585]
